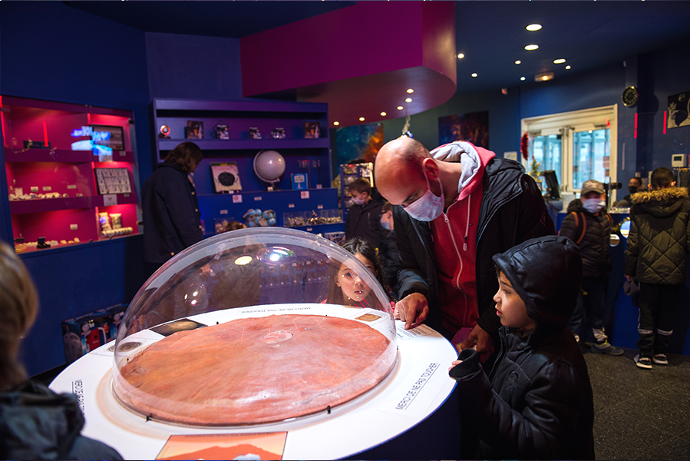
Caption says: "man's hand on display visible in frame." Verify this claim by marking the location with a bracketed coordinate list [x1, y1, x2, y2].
[460, 324, 492, 354]
[625, 275, 632, 281]
[395, 293, 429, 330]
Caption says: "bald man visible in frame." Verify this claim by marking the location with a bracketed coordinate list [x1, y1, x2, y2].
[375, 137, 554, 359]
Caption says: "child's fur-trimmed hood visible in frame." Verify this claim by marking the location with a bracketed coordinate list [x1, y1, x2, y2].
[631, 187, 688, 204]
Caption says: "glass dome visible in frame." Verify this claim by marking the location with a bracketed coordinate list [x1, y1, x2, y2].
[112, 228, 397, 426]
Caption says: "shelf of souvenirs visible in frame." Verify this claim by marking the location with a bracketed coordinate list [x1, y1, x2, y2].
[8, 193, 138, 214]
[3, 147, 134, 163]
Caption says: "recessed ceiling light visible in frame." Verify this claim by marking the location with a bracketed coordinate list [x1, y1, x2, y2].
[526, 24, 542, 32]
[553, 58, 566, 64]
[457, 53, 465, 59]
[471, 73, 478, 78]
[406, 88, 414, 93]
[359, 117, 365, 121]
[405, 98, 412, 103]
[380, 112, 387, 117]
[565, 65, 571, 70]
[535, 71, 555, 82]
[525, 44, 539, 51]
[515, 60, 522, 65]
[520, 77, 526, 81]
[333, 121, 339, 126]
[397, 106, 404, 110]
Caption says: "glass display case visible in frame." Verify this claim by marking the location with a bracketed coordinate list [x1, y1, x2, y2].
[1, 95, 138, 252]
[112, 228, 396, 426]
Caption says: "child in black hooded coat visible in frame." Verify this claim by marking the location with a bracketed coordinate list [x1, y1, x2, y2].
[449, 235, 594, 460]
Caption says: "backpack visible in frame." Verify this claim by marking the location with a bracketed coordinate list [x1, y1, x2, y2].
[561, 211, 613, 244]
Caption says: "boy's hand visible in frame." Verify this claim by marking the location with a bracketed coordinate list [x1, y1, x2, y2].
[395, 293, 429, 330]
[460, 324, 493, 354]
[448, 359, 463, 373]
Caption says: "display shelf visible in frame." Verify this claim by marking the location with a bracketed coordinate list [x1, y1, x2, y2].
[3, 148, 94, 163]
[158, 138, 329, 151]
[153, 98, 335, 237]
[9, 196, 97, 214]
[1, 95, 140, 248]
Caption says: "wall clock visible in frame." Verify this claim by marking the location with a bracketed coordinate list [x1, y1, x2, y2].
[622, 86, 639, 107]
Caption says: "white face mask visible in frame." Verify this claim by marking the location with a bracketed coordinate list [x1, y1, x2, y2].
[403, 170, 445, 221]
[352, 194, 367, 206]
[582, 198, 605, 214]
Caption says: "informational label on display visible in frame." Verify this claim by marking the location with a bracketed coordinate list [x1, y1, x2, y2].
[301, 191, 310, 199]
[56, 375, 106, 427]
[233, 194, 242, 203]
[103, 194, 117, 206]
[254, 196, 262, 201]
[378, 362, 444, 418]
[395, 322, 436, 340]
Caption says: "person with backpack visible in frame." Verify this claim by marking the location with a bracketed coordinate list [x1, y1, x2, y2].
[559, 179, 623, 355]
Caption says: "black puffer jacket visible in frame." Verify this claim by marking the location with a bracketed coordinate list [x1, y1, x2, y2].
[624, 187, 690, 284]
[393, 157, 555, 338]
[450, 236, 594, 460]
[345, 198, 386, 248]
[142, 163, 203, 264]
[0, 380, 122, 460]
[559, 199, 612, 278]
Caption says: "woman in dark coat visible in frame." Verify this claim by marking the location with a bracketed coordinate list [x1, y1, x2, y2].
[142, 142, 204, 267]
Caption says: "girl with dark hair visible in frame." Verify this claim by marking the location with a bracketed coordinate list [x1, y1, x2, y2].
[324, 238, 392, 309]
[142, 142, 204, 268]
[0, 241, 122, 459]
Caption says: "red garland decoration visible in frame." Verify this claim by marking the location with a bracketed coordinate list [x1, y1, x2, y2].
[520, 132, 530, 161]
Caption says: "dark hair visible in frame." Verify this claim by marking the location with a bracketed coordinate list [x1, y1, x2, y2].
[630, 176, 643, 186]
[164, 142, 203, 173]
[381, 201, 393, 213]
[347, 178, 372, 195]
[326, 238, 390, 306]
[0, 241, 39, 391]
[650, 167, 675, 189]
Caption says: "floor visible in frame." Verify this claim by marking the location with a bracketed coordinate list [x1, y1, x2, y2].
[33, 346, 690, 460]
[585, 347, 690, 460]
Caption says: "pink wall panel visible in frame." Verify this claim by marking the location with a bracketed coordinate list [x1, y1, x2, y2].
[241, 2, 427, 96]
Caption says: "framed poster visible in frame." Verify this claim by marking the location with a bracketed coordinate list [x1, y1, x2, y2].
[94, 168, 132, 195]
[668, 91, 690, 128]
[211, 163, 242, 193]
[438, 111, 489, 147]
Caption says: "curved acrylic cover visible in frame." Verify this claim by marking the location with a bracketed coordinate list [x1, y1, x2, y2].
[112, 228, 396, 426]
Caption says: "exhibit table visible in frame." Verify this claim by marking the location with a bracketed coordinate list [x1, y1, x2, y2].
[50, 304, 457, 460]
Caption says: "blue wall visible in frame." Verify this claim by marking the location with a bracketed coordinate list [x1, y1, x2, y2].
[0, 2, 153, 374]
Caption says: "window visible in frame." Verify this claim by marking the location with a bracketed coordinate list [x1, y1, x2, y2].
[522, 105, 618, 199]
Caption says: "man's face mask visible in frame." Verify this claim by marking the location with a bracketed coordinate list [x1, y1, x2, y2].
[403, 169, 445, 221]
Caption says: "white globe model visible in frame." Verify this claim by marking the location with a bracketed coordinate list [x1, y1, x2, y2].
[253, 150, 285, 187]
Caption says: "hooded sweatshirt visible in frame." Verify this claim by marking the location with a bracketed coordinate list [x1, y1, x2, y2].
[429, 142, 495, 332]
[624, 187, 690, 284]
[449, 236, 594, 460]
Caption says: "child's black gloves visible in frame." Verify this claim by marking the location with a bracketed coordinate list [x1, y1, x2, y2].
[448, 348, 480, 381]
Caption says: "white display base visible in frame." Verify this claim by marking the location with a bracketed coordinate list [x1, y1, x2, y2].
[50, 305, 457, 460]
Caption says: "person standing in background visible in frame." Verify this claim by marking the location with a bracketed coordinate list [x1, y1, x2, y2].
[378, 201, 402, 299]
[559, 179, 623, 355]
[142, 142, 204, 272]
[344, 178, 386, 248]
[624, 167, 690, 369]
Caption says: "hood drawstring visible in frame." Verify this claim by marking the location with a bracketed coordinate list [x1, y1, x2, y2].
[464, 193, 471, 251]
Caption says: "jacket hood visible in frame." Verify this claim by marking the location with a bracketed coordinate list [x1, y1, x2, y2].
[631, 187, 688, 218]
[492, 235, 582, 342]
[567, 198, 583, 213]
